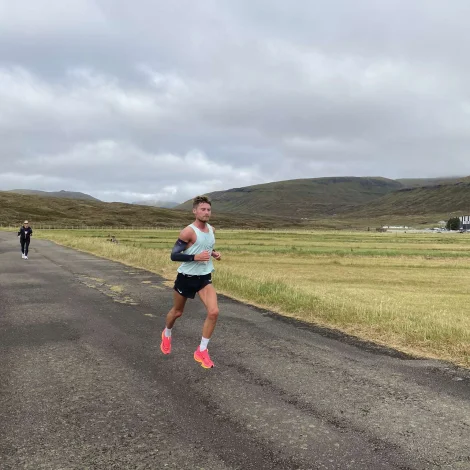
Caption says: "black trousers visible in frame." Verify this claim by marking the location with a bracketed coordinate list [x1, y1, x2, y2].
[20, 239, 30, 256]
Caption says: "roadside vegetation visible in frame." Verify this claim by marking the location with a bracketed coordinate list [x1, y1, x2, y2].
[32, 229, 470, 367]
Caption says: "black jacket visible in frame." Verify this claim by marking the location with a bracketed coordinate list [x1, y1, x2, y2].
[18, 227, 33, 241]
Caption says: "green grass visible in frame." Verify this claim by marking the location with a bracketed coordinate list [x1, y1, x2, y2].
[33, 229, 470, 367]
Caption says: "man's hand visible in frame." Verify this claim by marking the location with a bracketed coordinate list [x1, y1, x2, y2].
[212, 250, 222, 261]
[194, 250, 211, 262]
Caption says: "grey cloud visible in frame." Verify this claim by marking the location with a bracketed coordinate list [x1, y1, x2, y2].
[1, 0, 470, 203]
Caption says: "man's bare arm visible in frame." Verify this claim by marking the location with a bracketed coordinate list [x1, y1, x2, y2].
[170, 227, 210, 262]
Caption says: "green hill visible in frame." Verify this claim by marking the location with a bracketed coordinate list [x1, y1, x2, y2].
[0, 191, 302, 229]
[177, 177, 403, 218]
[4, 176, 470, 231]
[396, 177, 464, 188]
[343, 178, 470, 219]
[8, 189, 100, 201]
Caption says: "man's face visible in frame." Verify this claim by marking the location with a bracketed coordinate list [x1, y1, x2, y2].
[193, 202, 211, 222]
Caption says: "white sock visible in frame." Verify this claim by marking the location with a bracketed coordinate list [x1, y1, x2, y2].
[199, 337, 210, 352]
[164, 327, 172, 338]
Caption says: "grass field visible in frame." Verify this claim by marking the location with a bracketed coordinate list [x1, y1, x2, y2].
[34, 229, 470, 366]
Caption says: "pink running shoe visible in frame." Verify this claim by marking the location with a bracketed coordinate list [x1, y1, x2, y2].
[194, 346, 214, 368]
[160, 330, 171, 355]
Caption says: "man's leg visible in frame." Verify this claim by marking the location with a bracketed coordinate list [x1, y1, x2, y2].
[198, 284, 219, 339]
[166, 291, 187, 329]
[24, 241, 30, 257]
[194, 284, 219, 368]
[160, 291, 187, 355]
[20, 240, 25, 255]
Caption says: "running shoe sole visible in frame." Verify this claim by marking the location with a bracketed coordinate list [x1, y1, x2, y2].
[194, 350, 214, 368]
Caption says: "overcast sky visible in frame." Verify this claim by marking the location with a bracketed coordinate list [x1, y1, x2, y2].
[1, 0, 470, 203]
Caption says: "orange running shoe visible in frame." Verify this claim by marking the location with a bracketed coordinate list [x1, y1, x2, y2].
[194, 346, 214, 368]
[160, 330, 171, 355]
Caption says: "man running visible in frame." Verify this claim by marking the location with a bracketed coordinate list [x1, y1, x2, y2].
[18, 220, 33, 260]
[160, 195, 221, 368]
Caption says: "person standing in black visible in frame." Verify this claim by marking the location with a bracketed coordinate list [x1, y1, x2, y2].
[18, 220, 33, 260]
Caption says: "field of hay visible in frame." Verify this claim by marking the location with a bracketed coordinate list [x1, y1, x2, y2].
[36, 229, 470, 366]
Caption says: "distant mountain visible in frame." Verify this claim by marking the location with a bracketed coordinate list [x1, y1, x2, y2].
[8, 189, 100, 201]
[0, 191, 303, 229]
[132, 200, 180, 209]
[343, 177, 470, 218]
[5, 175, 469, 229]
[396, 177, 464, 188]
[176, 177, 403, 218]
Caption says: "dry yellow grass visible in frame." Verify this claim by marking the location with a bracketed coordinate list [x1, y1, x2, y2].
[35, 229, 470, 366]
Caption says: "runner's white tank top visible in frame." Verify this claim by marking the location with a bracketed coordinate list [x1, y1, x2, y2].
[177, 223, 215, 275]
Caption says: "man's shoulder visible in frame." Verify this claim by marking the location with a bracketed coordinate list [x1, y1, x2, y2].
[180, 224, 196, 240]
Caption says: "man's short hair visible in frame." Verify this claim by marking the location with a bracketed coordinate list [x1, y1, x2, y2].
[193, 195, 211, 208]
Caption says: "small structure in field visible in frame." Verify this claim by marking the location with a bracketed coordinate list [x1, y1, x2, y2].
[459, 216, 470, 231]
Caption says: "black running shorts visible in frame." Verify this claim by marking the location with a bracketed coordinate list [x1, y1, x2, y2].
[174, 272, 212, 299]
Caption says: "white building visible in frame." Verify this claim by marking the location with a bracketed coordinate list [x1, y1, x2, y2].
[459, 216, 470, 230]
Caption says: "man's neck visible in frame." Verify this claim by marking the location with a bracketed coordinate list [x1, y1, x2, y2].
[193, 219, 208, 231]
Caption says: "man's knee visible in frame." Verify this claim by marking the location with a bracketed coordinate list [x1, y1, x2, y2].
[173, 308, 184, 318]
[207, 307, 219, 320]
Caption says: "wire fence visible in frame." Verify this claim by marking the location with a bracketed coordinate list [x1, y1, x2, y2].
[0, 224, 314, 232]
[0, 225, 183, 231]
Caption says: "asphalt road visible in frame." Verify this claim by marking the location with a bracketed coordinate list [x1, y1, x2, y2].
[0, 232, 469, 470]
